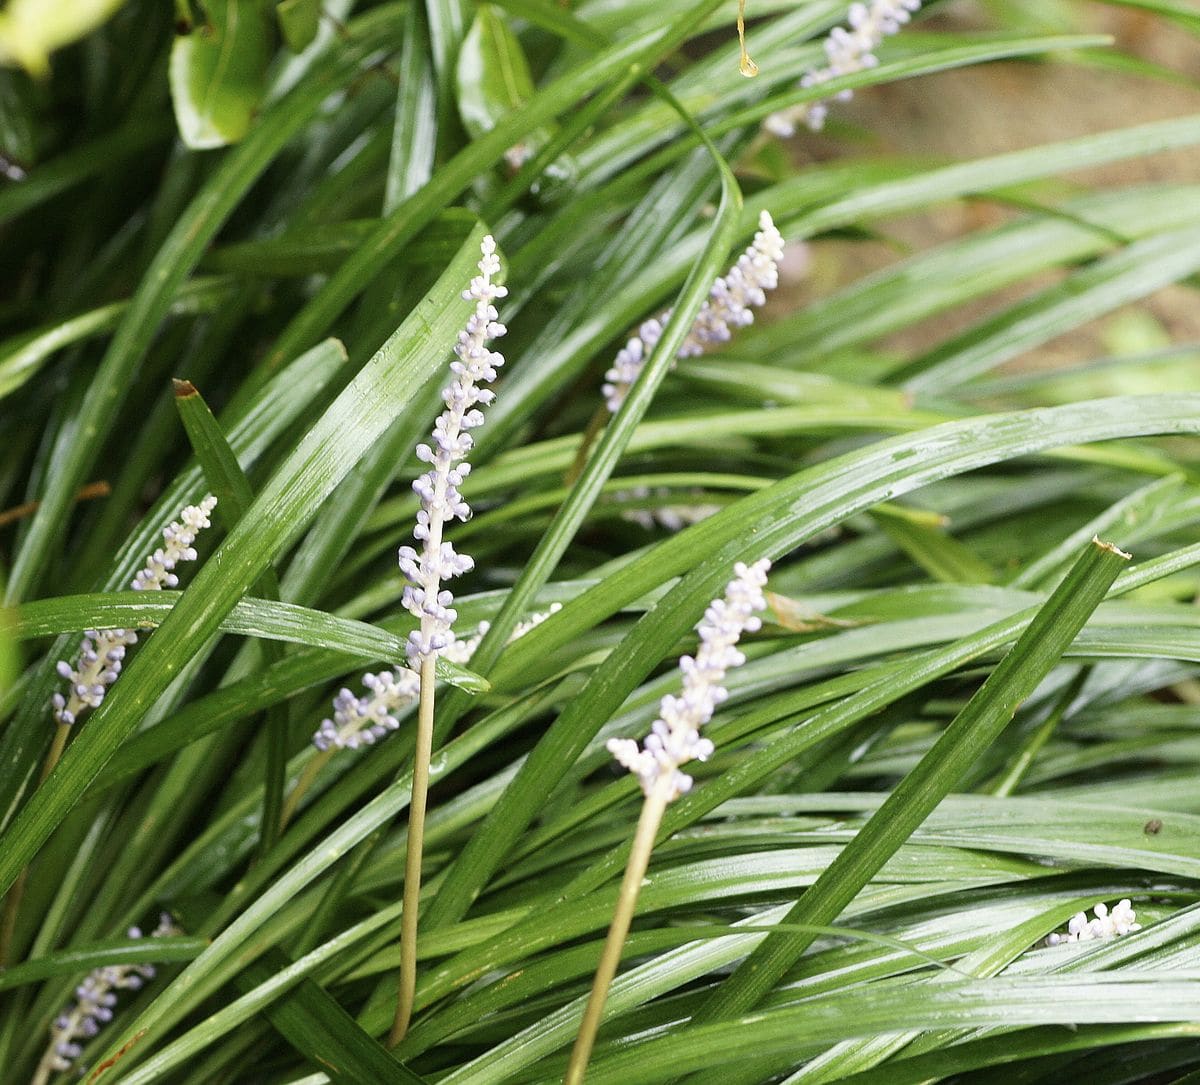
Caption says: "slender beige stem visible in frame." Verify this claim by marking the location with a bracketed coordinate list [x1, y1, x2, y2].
[390, 655, 437, 1046]
[278, 749, 334, 832]
[0, 723, 70, 965]
[565, 777, 672, 1085]
[565, 406, 609, 486]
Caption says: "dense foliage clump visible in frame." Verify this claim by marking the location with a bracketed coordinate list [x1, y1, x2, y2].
[1, 1, 1200, 1082]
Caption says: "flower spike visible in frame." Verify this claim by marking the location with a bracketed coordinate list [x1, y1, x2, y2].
[392, 235, 508, 1045]
[399, 236, 507, 664]
[1046, 899, 1141, 946]
[602, 212, 784, 414]
[312, 605, 562, 751]
[50, 495, 217, 728]
[608, 558, 771, 801]
[568, 560, 771, 1085]
[39, 915, 178, 1078]
[765, 0, 923, 136]
[312, 669, 421, 751]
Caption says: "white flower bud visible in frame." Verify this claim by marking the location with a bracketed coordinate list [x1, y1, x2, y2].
[602, 212, 784, 414]
[765, 0, 923, 136]
[608, 560, 771, 801]
[401, 237, 506, 665]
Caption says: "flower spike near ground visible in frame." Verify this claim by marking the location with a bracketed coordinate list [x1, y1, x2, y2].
[34, 915, 178, 1085]
[391, 234, 507, 1047]
[601, 212, 785, 414]
[50, 494, 217, 729]
[1046, 899, 1141, 946]
[765, 0, 923, 137]
[566, 559, 771, 1085]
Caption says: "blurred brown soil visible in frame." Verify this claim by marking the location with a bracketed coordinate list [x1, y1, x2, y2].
[770, 3, 1200, 371]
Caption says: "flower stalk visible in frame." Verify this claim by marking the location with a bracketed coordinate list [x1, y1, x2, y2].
[389, 235, 507, 1046]
[565, 559, 770, 1083]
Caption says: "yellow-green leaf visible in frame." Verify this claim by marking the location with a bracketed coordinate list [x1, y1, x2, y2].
[276, 0, 319, 52]
[0, 0, 128, 76]
[169, 0, 274, 149]
[456, 4, 545, 165]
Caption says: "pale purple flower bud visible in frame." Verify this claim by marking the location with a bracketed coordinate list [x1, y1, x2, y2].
[607, 559, 771, 801]
[602, 213, 784, 413]
[765, 0, 922, 136]
[401, 236, 506, 665]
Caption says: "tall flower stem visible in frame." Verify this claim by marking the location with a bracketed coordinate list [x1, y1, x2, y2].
[387, 236, 504, 1043]
[566, 559, 769, 1082]
[565, 774, 672, 1085]
[391, 654, 437, 1046]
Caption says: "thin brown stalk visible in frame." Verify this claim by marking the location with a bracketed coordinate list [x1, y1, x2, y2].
[0, 481, 110, 529]
[565, 406, 608, 486]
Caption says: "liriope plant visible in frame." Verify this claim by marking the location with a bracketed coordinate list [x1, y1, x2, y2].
[0, 0, 1199, 1083]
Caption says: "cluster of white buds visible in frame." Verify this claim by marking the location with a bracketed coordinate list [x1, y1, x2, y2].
[616, 486, 722, 532]
[764, 0, 922, 137]
[50, 496, 217, 727]
[41, 914, 178, 1075]
[1045, 900, 1141, 946]
[312, 669, 421, 751]
[602, 212, 784, 414]
[311, 605, 560, 750]
[131, 495, 218, 591]
[399, 237, 506, 665]
[608, 559, 770, 801]
[441, 602, 564, 664]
